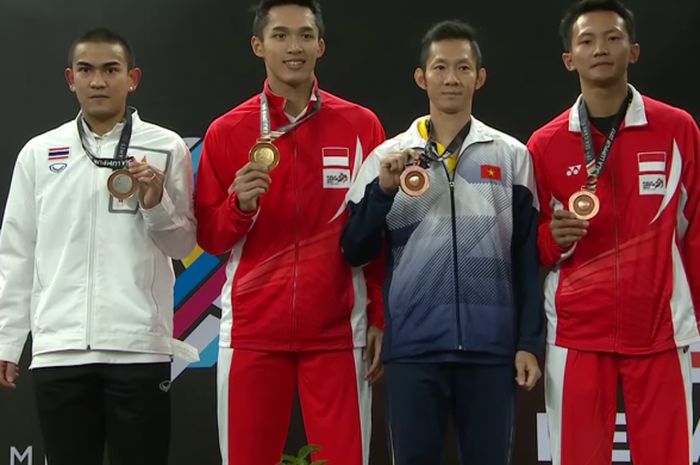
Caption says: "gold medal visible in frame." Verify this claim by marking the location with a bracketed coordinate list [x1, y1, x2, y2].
[249, 139, 280, 171]
[569, 190, 600, 220]
[400, 165, 430, 197]
[107, 169, 138, 200]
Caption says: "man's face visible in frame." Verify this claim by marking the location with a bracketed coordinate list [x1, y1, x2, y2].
[415, 39, 486, 115]
[65, 41, 140, 122]
[563, 10, 640, 87]
[251, 4, 325, 89]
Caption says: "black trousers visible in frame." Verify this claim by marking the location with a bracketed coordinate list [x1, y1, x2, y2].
[32, 363, 171, 465]
[385, 362, 515, 465]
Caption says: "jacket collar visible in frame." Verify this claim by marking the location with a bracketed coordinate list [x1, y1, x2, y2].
[262, 78, 320, 116]
[401, 114, 494, 154]
[76, 108, 141, 141]
[568, 84, 647, 133]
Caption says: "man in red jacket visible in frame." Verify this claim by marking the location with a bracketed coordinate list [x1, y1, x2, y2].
[194, 1, 385, 464]
[528, 1, 700, 464]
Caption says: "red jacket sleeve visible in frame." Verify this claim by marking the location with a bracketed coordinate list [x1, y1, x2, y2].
[371, 116, 386, 150]
[679, 113, 700, 312]
[194, 123, 257, 255]
[527, 135, 568, 268]
[362, 112, 387, 329]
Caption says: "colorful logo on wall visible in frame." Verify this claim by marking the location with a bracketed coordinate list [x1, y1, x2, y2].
[172, 137, 225, 380]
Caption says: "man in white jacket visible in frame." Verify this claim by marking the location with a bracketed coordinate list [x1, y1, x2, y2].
[0, 28, 196, 465]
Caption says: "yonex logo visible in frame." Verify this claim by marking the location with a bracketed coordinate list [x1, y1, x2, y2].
[566, 165, 582, 176]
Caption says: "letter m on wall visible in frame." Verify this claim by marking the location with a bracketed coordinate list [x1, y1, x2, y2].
[10, 446, 32, 465]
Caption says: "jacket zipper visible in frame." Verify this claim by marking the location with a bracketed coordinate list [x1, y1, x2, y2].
[85, 137, 100, 349]
[600, 121, 622, 352]
[291, 132, 300, 350]
[611, 172, 621, 351]
[441, 158, 463, 350]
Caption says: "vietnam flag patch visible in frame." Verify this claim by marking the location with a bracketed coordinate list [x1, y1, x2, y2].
[480, 164, 502, 180]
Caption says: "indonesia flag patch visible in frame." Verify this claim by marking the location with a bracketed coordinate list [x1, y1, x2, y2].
[322, 147, 350, 167]
[637, 152, 666, 173]
[48, 147, 70, 161]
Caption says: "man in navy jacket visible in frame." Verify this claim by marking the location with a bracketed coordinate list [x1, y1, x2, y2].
[341, 19, 544, 465]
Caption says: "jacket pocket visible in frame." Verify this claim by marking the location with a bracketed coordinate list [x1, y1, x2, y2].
[147, 252, 161, 331]
[34, 258, 46, 292]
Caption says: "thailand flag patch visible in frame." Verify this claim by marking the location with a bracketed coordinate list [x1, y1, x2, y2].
[48, 147, 70, 161]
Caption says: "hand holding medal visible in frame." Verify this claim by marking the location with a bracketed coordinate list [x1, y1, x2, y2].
[378, 149, 424, 196]
[129, 156, 165, 209]
[399, 150, 430, 197]
[228, 162, 271, 213]
[550, 209, 588, 249]
[233, 88, 321, 211]
[393, 117, 471, 197]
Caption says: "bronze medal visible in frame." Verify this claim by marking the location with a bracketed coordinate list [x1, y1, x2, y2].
[107, 169, 138, 200]
[569, 190, 600, 220]
[249, 139, 280, 171]
[400, 165, 430, 197]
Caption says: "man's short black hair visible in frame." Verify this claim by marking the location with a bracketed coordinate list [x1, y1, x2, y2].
[419, 20, 483, 70]
[251, 0, 325, 38]
[559, 0, 636, 51]
[67, 28, 135, 69]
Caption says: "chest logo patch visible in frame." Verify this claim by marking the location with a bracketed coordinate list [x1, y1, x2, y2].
[49, 163, 68, 173]
[566, 164, 582, 176]
[639, 174, 666, 196]
[323, 169, 351, 189]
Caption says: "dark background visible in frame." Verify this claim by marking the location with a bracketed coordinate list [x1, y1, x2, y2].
[1, 0, 699, 464]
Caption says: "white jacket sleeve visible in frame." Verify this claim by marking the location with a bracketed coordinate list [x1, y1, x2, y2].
[0, 146, 36, 363]
[140, 138, 196, 260]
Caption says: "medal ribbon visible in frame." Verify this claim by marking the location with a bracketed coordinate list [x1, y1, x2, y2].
[260, 87, 322, 140]
[578, 89, 632, 192]
[411, 118, 472, 173]
[77, 107, 135, 170]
